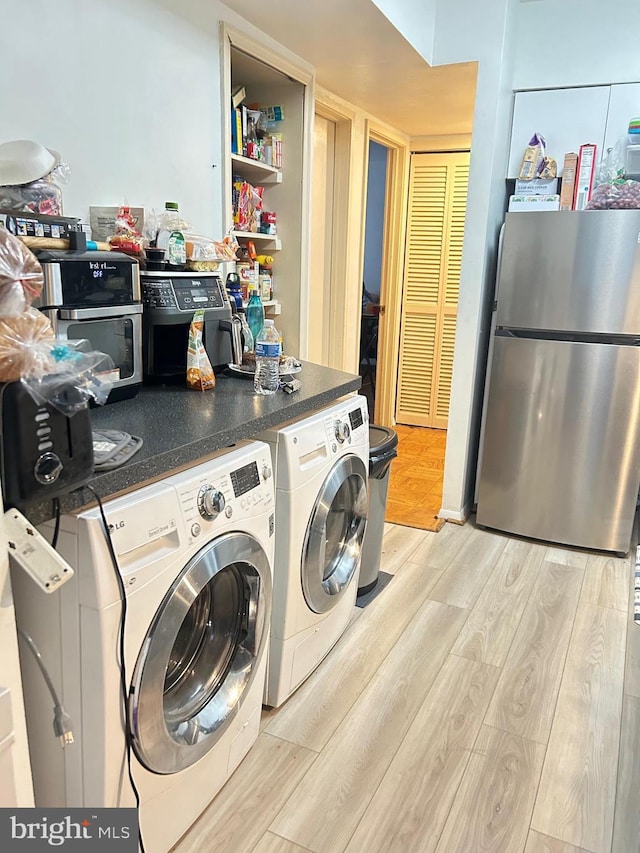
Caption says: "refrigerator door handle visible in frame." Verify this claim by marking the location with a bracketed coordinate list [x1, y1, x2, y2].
[495, 328, 640, 346]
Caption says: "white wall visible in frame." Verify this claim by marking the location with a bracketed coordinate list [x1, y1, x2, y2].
[0, 0, 308, 237]
[363, 141, 388, 299]
[0, 0, 229, 234]
[514, 0, 640, 90]
[432, 0, 517, 519]
[372, 0, 437, 65]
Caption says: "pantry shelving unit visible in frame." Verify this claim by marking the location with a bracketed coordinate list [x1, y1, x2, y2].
[222, 25, 313, 357]
[231, 153, 282, 184]
[231, 229, 282, 251]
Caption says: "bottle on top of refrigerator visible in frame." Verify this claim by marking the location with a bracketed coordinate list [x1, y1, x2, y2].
[156, 202, 186, 269]
[246, 287, 265, 343]
[254, 319, 281, 395]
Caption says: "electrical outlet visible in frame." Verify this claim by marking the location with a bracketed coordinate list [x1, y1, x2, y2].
[4, 508, 74, 593]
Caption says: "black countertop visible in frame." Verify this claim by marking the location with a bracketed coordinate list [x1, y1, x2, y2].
[25, 362, 360, 524]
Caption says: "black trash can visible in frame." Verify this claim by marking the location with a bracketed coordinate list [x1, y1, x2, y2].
[358, 425, 399, 594]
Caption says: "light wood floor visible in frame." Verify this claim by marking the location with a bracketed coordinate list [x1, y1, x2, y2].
[386, 425, 445, 531]
[173, 521, 640, 853]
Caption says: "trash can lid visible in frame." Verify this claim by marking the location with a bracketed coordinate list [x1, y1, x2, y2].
[369, 425, 398, 456]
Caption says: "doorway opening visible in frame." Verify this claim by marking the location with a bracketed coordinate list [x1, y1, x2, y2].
[360, 140, 389, 415]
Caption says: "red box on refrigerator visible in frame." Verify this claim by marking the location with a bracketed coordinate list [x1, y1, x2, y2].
[573, 144, 597, 210]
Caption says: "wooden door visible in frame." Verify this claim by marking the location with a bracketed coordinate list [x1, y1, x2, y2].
[395, 152, 469, 429]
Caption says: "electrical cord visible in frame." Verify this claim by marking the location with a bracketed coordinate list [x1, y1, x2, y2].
[50, 497, 61, 550]
[17, 627, 74, 747]
[85, 484, 146, 853]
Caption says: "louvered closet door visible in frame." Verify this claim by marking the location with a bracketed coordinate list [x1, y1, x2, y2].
[395, 152, 469, 428]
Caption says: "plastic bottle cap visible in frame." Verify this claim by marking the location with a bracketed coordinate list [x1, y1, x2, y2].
[165, 202, 179, 210]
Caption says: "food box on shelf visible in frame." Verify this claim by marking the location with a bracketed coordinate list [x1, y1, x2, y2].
[514, 178, 558, 196]
[559, 153, 578, 210]
[573, 144, 597, 211]
[508, 194, 560, 212]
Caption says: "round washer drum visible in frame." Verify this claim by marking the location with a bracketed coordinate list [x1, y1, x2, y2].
[301, 454, 368, 614]
[129, 531, 272, 775]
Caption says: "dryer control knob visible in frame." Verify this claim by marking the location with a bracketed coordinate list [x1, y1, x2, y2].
[197, 485, 226, 519]
[262, 464, 272, 481]
[335, 420, 351, 443]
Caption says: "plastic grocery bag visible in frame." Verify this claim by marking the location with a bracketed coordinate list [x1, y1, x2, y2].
[0, 228, 115, 409]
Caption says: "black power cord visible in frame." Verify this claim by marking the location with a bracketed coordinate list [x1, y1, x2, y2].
[50, 497, 61, 550]
[85, 485, 146, 853]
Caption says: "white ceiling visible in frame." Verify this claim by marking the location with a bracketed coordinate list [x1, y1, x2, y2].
[221, 0, 477, 138]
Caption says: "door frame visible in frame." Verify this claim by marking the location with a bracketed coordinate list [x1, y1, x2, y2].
[365, 122, 410, 426]
[313, 88, 360, 372]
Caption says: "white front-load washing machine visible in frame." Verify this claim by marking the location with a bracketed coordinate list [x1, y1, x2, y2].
[12, 441, 274, 853]
[259, 395, 369, 708]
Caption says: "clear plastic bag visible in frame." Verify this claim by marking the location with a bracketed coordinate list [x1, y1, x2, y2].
[0, 229, 44, 314]
[0, 162, 69, 216]
[0, 229, 115, 410]
[595, 136, 627, 185]
[184, 234, 238, 262]
[24, 339, 115, 411]
[586, 180, 640, 210]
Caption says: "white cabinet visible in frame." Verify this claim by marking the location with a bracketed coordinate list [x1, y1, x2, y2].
[507, 87, 610, 177]
[603, 83, 640, 153]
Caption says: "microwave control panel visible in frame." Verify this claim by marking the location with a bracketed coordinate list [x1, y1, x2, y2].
[141, 276, 226, 312]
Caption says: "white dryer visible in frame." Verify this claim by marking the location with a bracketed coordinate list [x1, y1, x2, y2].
[259, 395, 369, 708]
[12, 441, 274, 853]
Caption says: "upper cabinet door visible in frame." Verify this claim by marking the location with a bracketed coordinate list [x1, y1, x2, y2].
[507, 87, 610, 177]
[603, 83, 640, 155]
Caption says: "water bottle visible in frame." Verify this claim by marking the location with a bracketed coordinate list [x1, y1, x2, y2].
[225, 272, 243, 312]
[246, 287, 265, 344]
[254, 320, 281, 395]
[238, 308, 254, 353]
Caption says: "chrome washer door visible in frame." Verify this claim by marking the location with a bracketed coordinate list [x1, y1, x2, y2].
[129, 531, 271, 775]
[301, 454, 368, 614]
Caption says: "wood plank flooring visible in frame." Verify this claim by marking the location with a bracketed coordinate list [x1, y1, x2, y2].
[173, 521, 638, 853]
[385, 425, 446, 531]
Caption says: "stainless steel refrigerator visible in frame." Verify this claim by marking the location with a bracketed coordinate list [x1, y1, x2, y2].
[476, 210, 640, 554]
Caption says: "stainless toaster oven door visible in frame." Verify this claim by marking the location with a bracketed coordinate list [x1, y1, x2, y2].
[56, 311, 143, 386]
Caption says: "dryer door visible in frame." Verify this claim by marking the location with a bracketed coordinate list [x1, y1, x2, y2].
[129, 531, 271, 775]
[301, 454, 368, 614]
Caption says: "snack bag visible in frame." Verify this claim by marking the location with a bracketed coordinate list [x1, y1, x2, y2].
[519, 133, 547, 180]
[109, 201, 144, 255]
[186, 308, 216, 391]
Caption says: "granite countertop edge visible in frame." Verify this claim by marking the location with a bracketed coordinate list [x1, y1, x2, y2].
[25, 365, 361, 525]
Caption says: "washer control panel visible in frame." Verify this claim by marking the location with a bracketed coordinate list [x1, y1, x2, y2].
[176, 447, 274, 536]
[323, 397, 369, 454]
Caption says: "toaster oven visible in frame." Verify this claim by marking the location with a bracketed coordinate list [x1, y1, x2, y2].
[34, 250, 143, 402]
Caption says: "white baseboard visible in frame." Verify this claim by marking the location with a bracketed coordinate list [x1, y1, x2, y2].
[438, 502, 472, 524]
